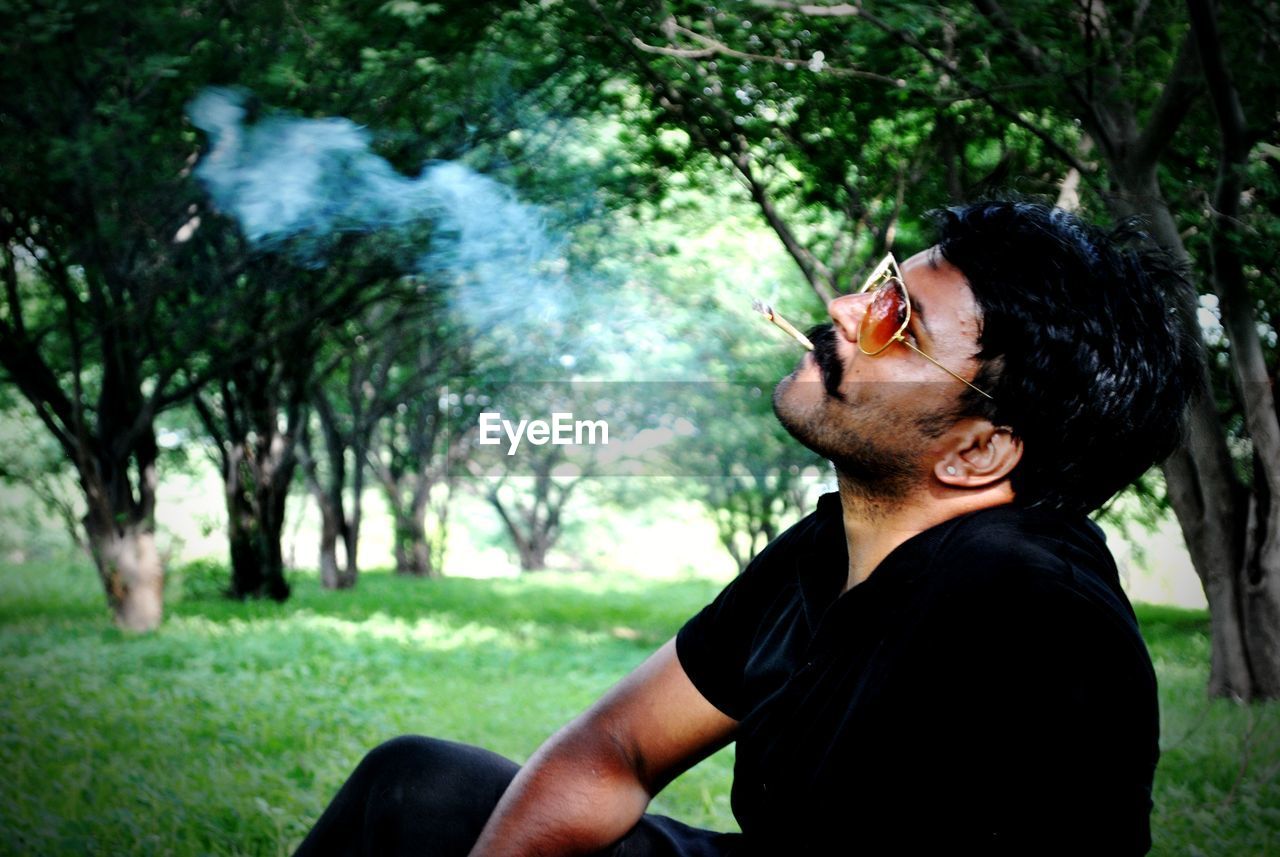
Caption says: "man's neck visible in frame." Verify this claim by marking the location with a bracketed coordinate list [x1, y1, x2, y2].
[836, 472, 1015, 593]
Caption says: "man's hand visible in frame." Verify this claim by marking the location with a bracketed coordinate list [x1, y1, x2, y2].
[466, 638, 737, 857]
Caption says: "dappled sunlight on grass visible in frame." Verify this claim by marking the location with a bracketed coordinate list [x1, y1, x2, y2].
[171, 605, 645, 656]
[170, 609, 527, 653]
[172, 568, 724, 649]
[2, 561, 1276, 854]
[0, 559, 729, 854]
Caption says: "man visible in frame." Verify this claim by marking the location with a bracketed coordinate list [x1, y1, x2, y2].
[293, 200, 1202, 855]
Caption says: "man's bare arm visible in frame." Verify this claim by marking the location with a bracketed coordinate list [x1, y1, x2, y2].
[466, 637, 737, 857]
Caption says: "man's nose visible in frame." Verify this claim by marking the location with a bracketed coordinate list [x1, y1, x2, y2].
[827, 293, 871, 345]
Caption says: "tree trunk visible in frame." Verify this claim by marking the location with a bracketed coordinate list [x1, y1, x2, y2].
[1241, 484, 1280, 698]
[517, 532, 551, 573]
[304, 395, 361, 590]
[1185, 0, 1280, 699]
[1102, 165, 1260, 697]
[318, 525, 341, 589]
[487, 467, 579, 574]
[392, 507, 436, 577]
[341, 520, 357, 583]
[74, 418, 166, 630]
[389, 503, 411, 575]
[374, 450, 453, 579]
[85, 517, 164, 632]
[258, 454, 292, 601]
[489, 493, 550, 572]
[217, 432, 293, 601]
[316, 498, 356, 590]
[226, 472, 265, 597]
[424, 484, 451, 576]
[348, 434, 367, 579]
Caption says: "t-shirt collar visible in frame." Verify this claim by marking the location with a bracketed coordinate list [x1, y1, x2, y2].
[794, 492, 982, 628]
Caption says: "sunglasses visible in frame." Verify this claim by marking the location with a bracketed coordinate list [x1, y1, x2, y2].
[856, 254, 994, 400]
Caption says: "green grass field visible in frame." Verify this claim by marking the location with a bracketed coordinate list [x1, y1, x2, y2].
[0, 559, 1276, 856]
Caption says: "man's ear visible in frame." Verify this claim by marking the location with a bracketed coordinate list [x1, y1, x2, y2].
[934, 420, 1022, 487]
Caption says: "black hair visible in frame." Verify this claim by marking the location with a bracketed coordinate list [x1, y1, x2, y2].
[933, 200, 1205, 514]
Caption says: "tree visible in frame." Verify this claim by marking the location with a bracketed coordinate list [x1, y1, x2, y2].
[298, 291, 452, 587]
[1181, 0, 1280, 699]
[366, 302, 493, 578]
[194, 328, 307, 601]
[484, 454, 586, 572]
[0, 0, 542, 621]
[0, 1, 242, 629]
[578, 0, 1280, 698]
[688, 406, 826, 574]
[190, 251, 340, 601]
[468, 383, 608, 573]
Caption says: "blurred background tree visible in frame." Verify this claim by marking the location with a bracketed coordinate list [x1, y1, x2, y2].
[565, 0, 1280, 700]
[1, 0, 1274, 705]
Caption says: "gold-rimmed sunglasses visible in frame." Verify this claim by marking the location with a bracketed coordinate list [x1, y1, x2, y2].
[857, 254, 994, 400]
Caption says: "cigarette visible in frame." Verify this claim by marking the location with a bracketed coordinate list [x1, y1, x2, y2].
[752, 299, 814, 351]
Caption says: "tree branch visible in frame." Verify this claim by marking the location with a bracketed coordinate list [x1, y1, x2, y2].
[1187, 0, 1249, 159]
[768, 0, 1097, 178]
[731, 153, 839, 302]
[1, 245, 25, 340]
[1187, 0, 1280, 502]
[1129, 30, 1202, 173]
[0, 322, 81, 460]
[751, 0, 860, 16]
[634, 17, 908, 86]
[193, 392, 232, 476]
[968, 0, 1116, 160]
[588, 0, 841, 302]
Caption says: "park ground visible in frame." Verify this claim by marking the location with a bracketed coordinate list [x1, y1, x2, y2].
[0, 489, 1275, 855]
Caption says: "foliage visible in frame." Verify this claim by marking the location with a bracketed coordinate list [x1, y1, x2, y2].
[0, 395, 86, 557]
[636, 185, 832, 569]
[0, 558, 1276, 854]
[0, 0, 584, 614]
[558, 0, 1084, 299]
[566, 0, 1280, 699]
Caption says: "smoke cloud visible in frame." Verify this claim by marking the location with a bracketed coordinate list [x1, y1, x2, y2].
[186, 87, 570, 366]
[183, 88, 818, 478]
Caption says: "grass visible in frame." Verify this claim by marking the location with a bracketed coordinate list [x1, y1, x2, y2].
[0, 560, 1277, 856]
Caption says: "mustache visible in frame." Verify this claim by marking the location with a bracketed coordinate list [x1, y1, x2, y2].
[807, 323, 844, 398]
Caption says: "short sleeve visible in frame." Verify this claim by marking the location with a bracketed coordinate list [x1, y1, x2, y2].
[675, 571, 754, 720]
[674, 518, 815, 722]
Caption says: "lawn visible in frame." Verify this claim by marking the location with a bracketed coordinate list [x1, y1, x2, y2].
[0, 559, 1276, 856]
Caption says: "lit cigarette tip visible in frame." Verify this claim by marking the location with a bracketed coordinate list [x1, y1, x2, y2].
[751, 298, 814, 351]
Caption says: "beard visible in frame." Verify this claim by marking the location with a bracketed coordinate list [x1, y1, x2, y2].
[773, 324, 956, 503]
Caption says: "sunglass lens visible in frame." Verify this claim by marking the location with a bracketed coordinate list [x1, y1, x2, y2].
[859, 280, 908, 353]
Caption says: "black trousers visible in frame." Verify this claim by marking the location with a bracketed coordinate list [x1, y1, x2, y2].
[291, 735, 736, 857]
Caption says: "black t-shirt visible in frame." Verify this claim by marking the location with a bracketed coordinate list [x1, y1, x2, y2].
[676, 494, 1159, 855]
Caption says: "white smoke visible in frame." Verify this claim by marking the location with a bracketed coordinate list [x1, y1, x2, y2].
[187, 87, 569, 363]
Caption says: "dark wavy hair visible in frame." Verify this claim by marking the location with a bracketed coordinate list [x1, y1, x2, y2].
[933, 200, 1204, 514]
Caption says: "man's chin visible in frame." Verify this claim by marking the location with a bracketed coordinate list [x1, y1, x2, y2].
[772, 380, 830, 456]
